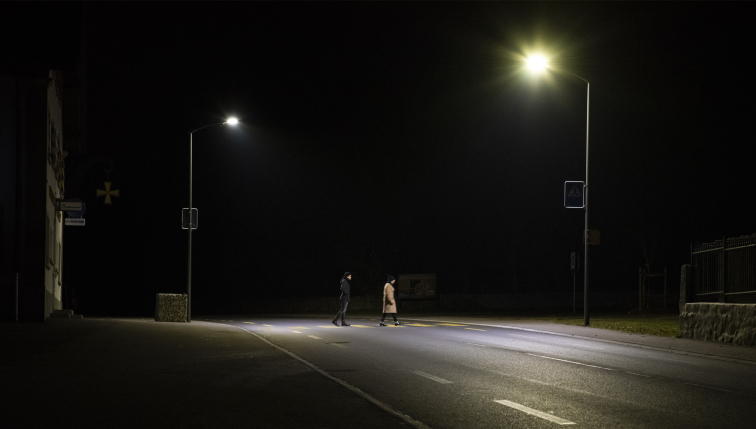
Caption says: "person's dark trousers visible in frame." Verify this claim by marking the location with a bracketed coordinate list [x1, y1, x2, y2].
[333, 301, 349, 326]
[381, 313, 397, 322]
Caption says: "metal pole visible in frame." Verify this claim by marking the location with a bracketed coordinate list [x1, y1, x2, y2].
[573, 273, 576, 314]
[721, 237, 726, 303]
[188, 132, 193, 322]
[583, 82, 590, 326]
[638, 267, 642, 311]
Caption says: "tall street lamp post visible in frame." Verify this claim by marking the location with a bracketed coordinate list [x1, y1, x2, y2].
[526, 56, 591, 326]
[186, 118, 238, 322]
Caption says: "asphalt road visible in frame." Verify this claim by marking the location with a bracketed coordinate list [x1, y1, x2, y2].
[199, 315, 756, 429]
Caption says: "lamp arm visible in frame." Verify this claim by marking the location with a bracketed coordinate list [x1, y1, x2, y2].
[188, 122, 226, 134]
[559, 69, 590, 86]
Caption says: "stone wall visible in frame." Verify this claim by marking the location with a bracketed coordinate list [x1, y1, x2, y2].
[679, 303, 756, 346]
[155, 294, 187, 322]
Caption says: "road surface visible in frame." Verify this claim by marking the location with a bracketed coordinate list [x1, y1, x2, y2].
[199, 315, 756, 429]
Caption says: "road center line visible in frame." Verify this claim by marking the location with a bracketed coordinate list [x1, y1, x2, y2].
[494, 400, 576, 425]
[686, 383, 751, 396]
[509, 333, 537, 339]
[465, 328, 486, 331]
[650, 356, 703, 365]
[526, 353, 615, 371]
[243, 322, 256, 324]
[411, 371, 454, 384]
[574, 344, 605, 350]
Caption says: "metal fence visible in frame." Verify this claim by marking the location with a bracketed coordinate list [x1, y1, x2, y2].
[691, 235, 756, 303]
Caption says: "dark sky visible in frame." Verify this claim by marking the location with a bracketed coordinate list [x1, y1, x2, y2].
[42, 2, 756, 314]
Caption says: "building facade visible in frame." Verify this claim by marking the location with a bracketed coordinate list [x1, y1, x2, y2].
[0, 3, 85, 321]
[0, 70, 78, 321]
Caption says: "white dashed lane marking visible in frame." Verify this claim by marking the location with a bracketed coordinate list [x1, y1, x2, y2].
[526, 353, 615, 371]
[292, 331, 302, 333]
[465, 328, 486, 331]
[494, 400, 576, 425]
[307, 335, 322, 340]
[411, 371, 453, 384]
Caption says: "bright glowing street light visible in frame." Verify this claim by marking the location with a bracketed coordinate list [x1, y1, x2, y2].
[526, 56, 592, 327]
[186, 117, 239, 322]
[526, 55, 549, 72]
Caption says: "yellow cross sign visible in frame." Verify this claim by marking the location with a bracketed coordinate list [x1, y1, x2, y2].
[96, 182, 120, 205]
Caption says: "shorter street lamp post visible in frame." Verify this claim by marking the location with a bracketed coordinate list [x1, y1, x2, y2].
[526, 56, 592, 326]
[187, 118, 238, 322]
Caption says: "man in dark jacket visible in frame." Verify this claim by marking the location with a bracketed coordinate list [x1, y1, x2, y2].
[332, 272, 351, 326]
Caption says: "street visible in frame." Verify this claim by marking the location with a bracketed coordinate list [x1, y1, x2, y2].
[202, 316, 756, 429]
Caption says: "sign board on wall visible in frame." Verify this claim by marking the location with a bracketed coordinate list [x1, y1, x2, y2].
[58, 200, 84, 211]
[397, 273, 437, 299]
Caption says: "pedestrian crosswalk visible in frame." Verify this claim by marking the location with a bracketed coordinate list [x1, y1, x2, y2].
[205, 318, 480, 330]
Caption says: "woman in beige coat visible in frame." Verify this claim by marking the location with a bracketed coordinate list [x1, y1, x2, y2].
[380, 275, 401, 326]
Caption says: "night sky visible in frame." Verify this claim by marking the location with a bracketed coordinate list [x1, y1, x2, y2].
[36, 2, 756, 314]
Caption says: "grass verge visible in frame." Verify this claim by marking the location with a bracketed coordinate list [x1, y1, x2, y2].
[540, 315, 680, 338]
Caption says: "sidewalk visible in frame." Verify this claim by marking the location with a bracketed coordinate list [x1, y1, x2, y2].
[359, 313, 756, 364]
[0, 318, 412, 429]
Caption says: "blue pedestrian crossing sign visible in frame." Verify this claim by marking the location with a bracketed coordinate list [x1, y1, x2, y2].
[564, 181, 585, 208]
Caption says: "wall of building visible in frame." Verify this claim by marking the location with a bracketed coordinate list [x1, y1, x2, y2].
[45, 70, 65, 317]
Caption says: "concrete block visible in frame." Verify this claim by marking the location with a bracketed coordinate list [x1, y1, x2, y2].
[49, 312, 71, 319]
[155, 294, 187, 323]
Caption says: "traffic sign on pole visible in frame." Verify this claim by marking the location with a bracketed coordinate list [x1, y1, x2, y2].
[182, 208, 198, 230]
[564, 181, 585, 208]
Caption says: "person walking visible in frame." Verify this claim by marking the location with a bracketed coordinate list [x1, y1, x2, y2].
[332, 272, 351, 327]
[380, 275, 401, 326]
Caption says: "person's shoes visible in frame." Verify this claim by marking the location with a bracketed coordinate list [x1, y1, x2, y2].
[379, 322, 386, 326]
[331, 318, 340, 327]
[395, 321, 402, 326]
[341, 320, 351, 326]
